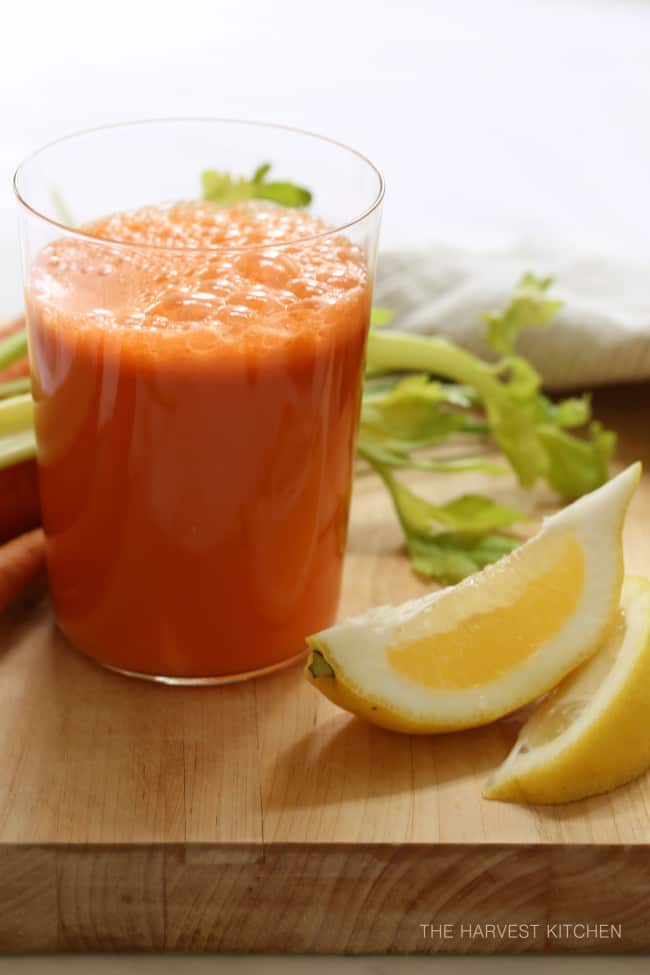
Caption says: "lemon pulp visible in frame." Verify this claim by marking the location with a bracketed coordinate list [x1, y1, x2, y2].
[388, 534, 585, 690]
[522, 609, 625, 749]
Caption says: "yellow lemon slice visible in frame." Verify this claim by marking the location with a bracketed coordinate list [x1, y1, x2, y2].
[484, 575, 650, 804]
[305, 463, 640, 733]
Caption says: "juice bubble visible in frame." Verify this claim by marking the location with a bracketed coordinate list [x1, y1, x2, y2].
[146, 294, 215, 323]
[234, 251, 300, 290]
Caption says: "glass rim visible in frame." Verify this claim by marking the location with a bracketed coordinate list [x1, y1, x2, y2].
[13, 117, 385, 255]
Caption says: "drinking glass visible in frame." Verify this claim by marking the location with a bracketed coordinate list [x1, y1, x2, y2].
[14, 119, 383, 683]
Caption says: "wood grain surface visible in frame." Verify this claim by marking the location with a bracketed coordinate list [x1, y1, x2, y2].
[1, 383, 650, 953]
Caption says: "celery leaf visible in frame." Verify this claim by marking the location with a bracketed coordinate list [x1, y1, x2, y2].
[408, 532, 520, 584]
[202, 163, 311, 208]
[482, 272, 563, 356]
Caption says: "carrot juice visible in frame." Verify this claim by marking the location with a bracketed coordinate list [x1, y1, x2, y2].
[26, 201, 370, 681]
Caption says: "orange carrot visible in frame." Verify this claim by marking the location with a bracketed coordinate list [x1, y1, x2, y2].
[0, 317, 41, 546]
[0, 528, 46, 611]
[0, 460, 41, 544]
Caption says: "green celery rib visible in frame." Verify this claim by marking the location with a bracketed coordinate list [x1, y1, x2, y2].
[366, 330, 500, 401]
[357, 440, 506, 475]
[0, 393, 34, 437]
[0, 430, 36, 469]
[0, 330, 28, 372]
[0, 376, 31, 399]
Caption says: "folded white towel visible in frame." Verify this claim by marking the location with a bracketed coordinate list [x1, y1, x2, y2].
[375, 240, 650, 390]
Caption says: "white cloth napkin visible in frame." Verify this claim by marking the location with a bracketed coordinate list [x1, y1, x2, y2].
[375, 240, 650, 390]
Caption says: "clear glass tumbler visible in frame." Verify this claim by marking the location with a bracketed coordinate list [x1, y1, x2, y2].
[14, 119, 383, 684]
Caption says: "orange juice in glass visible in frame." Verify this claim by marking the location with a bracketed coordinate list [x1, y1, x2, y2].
[15, 120, 383, 683]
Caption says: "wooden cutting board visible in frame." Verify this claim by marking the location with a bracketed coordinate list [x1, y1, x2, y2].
[2, 383, 650, 955]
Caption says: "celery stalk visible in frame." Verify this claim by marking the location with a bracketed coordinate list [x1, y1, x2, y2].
[0, 394, 34, 437]
[366, 330, 504, 404]
[0, 330, 28, 372]
[0, 377, 31, 399]
[0, 430, 36, 469]
[365, 328, 614, 498]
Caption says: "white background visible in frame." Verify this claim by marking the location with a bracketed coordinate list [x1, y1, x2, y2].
[4, 0, 650, 970]
[4, 0, 650, 315]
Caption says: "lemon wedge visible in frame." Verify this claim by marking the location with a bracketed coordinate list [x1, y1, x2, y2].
[484, 575, 650, 803]
[306, 463, 640, 733]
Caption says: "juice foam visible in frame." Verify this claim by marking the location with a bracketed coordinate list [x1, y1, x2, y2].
[31, 202, 368, 358]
